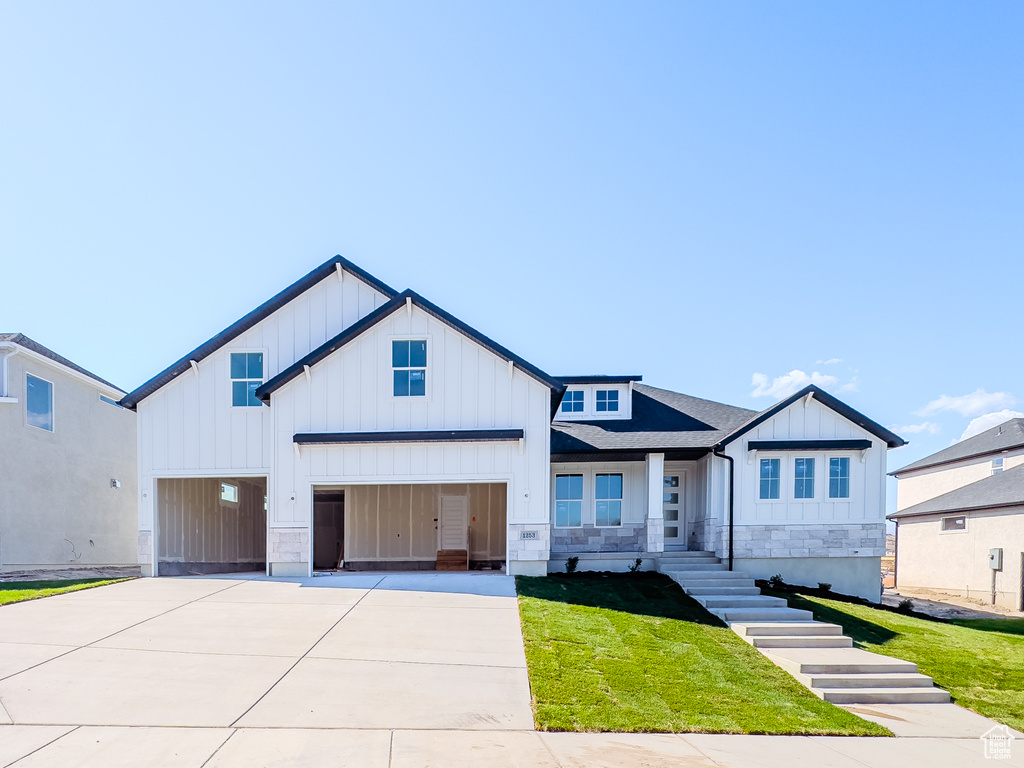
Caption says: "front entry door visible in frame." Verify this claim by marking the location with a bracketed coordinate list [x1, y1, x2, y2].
[663, 474, 685, 551]
[439, 495, 469, 550]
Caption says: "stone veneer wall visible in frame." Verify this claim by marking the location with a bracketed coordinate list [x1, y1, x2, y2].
[550, 523, 647, 554]
[269, 528, 310, 564]
[138, 530, 153, 576]
[507, 523, 551, 564]
[714, 523, 886, 560]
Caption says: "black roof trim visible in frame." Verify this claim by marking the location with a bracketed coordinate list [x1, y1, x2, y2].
[557, 375, 643, 385]
[0, 333, 124, 393]
[719, 386, 906, 449]
[120, 256, 398, 409]
[295, 429, 524, 445]
[551, 447, 714, 463]
[748, 439, 872, 452]
[257, 289, 564, 403]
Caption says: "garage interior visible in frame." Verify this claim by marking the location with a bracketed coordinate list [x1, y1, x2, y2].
[156, 477, 267, 576]
[331, 482, 506, 570]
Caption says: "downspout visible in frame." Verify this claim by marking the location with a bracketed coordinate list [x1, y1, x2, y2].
[712, 444, 734, 571]
[0, 342, 21, 397]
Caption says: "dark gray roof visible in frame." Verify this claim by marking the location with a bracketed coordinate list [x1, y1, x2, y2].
[892, 418, 1024, 476]
[889, 462, 1024, 519]
[120, 256, 398, 410]
[721, 385, 907, 449]
[551, 384, 757, 455]
[0, 333, 123, 392]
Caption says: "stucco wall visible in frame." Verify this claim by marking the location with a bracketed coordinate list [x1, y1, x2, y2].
[0, 351, 136, 570]
[896, 508, 1024, 611]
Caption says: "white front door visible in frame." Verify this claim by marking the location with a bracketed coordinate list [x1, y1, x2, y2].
[663, 473, 685, 551]
[439, 495, 469, 550]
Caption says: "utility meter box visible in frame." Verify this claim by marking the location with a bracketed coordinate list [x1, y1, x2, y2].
[990, 548, 1003, 571]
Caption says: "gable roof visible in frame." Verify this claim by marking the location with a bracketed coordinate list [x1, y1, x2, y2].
[719, 385, 906, 449]
[889, 462, 1024, 519]
[551, 384, 756, 456]
[255, 289, 564, 403]
[119, 256, 397, 409]
[0, 333, 123, 393]
[891, 418, 1024, 476]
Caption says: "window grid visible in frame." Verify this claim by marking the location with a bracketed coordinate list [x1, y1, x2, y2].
[992, 457, 1004, 475]
[596, 390, 619, 412]
[595, 473, 622, 527]
[759, 459, 780, 500]
[230, 352, 264, 407]
[794, 458, 815, 499]
[561, 390, 584, 413]
[392, 340, 427, 397]
[554, 474, 583, 527]
[829, 457, 850, 498]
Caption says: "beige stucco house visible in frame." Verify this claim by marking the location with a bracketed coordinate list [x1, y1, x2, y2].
[0, 334, 137, 573]
[890, 418, 1024, 611]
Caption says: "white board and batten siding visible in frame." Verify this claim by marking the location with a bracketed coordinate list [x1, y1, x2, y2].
[136, 272, 390, 532]
[722, 397, 887, 526]
[270, 302, 552, 532]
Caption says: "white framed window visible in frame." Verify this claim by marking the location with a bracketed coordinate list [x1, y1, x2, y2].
[941, 515, 966, 532]
[26, 373, 53, 432]
[596, 390, 619, 412]
[554, 474, 583, 527]
[758, 458, 780, 500]
[828, 457, 851, 498]
[594, 473, 623, 527]
[392, 339, 427, 397]
[562, 390, 584, 413]
[220, 482, 239, 503]
[230, 352, 264, 407]
[992, 457, 1004, 475]
[794, 457, 815, 499]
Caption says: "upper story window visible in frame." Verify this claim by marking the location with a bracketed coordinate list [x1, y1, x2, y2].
[992, 457, 1004, 474]
[26, 373, 53, 431]
[596, 390, 618, 412]
[595, 473, 623, 527]
[562, 390, 584, 413]
[941, 515, 966, 532]
[554, 474, 583, 527]
[230, 352, 264, 407]
[794, 457, 815, 499]
[392, 340, 427, 397]
[829, 457, 850, 498]
[758, 458, 780, 500]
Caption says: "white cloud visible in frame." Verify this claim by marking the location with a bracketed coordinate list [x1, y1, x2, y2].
[956, 410, 1024, 442]
[915, 388, 1016, 418]
[890, 421, 941, 436]
[839, 378, 859, 393]
[751, 370, 839, 399]
[815, 358, 843, 366]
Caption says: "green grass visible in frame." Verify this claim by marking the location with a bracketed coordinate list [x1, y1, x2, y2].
[515, 572, 889, 735]
[0, 578, 132, 606]
[769, 589, 1024, 732]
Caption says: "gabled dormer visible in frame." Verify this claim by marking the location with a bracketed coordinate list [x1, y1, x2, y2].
[554, 376, 641, 421]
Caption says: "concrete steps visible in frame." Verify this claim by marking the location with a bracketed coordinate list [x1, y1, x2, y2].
[657, 556, 951, 705]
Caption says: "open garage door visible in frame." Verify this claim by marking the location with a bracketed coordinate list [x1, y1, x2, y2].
[156, 477, 267, 576]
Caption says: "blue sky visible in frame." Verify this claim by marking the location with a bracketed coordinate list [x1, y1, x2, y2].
[2, 2, 1022, 496]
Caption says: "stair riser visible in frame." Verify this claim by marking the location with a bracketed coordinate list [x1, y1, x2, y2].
[807, 676, 935, 689]
[821, 690, 951, 704]
[685, 587, 762, 596]
[738, 624, 843, 637]
[713, 610, 814, 622]
[751, 637, 852, 649]
[698, 597, 787, 609]
[663, 564, 727, 571]
[797, 663, 918, 675]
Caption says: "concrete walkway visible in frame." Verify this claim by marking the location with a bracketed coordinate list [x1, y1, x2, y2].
[1, 574, 1022, 767]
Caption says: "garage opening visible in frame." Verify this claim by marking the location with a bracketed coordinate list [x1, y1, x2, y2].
[313, 490, 345, 570]
[337, 482, 506, 571]
[156, 477, 267, 576]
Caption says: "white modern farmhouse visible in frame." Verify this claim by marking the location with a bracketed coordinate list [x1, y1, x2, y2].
[121, 256, 903, 600]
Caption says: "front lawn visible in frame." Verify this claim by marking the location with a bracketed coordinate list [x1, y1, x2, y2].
[0, 578, 131, 606]
[770, 590, 1024, 732]
[516, 572, 888, 735]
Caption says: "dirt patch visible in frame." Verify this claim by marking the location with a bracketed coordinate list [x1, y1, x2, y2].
[0, 566, 141, 582]
[882, 587, 1021, 620]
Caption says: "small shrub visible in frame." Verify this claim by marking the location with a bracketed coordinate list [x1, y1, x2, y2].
[897, 598, 914, 613]
[818, 582, 832, 592]
[565, 556, 579, 574]
[768, 573, 785, 588]
[628, 557, 643, 573]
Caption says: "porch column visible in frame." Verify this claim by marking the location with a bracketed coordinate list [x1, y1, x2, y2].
[646, 452, 665, 553]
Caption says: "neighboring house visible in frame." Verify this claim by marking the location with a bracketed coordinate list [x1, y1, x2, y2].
[121, 256, 903, 601]
[889, 419, 1024, 611]
[0, 334, 137, 572]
